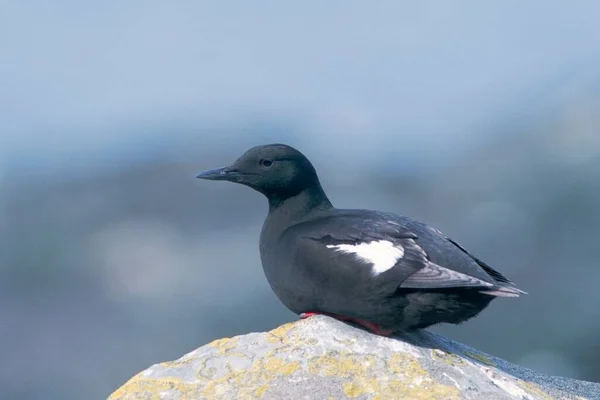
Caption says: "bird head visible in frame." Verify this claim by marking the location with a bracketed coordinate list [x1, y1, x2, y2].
[196, 143, 321, 199]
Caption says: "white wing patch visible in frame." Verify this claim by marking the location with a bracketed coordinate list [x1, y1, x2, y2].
[326, 240, 404, 276]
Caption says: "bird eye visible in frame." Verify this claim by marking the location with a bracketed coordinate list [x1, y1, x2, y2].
[260, 159, 273, 168]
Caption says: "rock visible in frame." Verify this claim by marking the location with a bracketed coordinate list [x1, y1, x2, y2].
[109, 315, 599, 400]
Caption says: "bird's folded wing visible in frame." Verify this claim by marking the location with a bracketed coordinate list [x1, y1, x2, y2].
[296, 214, 418, 244]
[398, 261, 494, 289]
[293, 216, 498, 290]
[443, 236, 517, 285]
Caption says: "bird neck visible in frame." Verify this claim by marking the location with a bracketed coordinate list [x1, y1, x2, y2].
[266, 185, 333, 224]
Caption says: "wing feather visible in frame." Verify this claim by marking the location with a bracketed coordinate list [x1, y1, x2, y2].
[287, 211, 525, 295]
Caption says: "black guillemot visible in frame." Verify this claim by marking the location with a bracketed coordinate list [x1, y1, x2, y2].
[196, 143, 526, 335]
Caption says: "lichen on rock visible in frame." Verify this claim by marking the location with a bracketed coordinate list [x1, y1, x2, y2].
[109, 315, 599, 400]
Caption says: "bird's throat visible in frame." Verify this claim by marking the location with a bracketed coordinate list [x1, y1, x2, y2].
[268, 186, 332, 218]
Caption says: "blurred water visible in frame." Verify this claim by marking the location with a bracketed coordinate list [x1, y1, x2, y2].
[2, 2, 600, 399]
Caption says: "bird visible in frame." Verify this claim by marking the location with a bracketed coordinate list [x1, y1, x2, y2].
[196, 143, 526, 335]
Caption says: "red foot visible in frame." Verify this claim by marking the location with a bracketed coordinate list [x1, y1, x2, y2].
[300, 312, 319, 319]
[299, 312, 393, 336]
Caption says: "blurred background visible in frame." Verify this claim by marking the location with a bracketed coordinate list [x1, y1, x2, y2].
[2, 1, 600, 399]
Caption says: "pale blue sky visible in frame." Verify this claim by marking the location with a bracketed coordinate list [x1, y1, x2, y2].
[1, 1, 599, 176]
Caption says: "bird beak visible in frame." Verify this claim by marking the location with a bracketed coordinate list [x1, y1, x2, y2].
[196, 166, 238, 181]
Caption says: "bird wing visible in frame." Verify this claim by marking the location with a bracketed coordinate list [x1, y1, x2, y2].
[286, 212, 506, 293]
[443, 236, 517, 285]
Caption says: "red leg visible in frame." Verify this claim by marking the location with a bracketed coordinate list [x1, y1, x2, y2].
[299, 311, 393, 336]
[346, 317, 394, 336]
[300, 312, 319, 319]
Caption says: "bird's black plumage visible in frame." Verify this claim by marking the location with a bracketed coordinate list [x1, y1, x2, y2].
[196, 143, 526, 332]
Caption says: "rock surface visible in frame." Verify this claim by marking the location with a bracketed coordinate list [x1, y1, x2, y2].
[109, 316, 599, 399]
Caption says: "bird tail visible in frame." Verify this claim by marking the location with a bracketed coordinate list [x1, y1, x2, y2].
[480, 285, 528, 297]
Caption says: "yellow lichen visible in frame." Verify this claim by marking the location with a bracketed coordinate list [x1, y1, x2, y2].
[108, 376, 193, 400]
[263, 357, 301, 375]
[308, 353, 374, 377]
[200, 352, 302, 399]
[206, 336, 252, 359]
[209, 337, 239, 353]
[306, 351, 460, 400]
[265, 321, 297, 343]
[464, 351, 495, 366]
[431, 349, 467, 367]
[254, 384, 269, 398]
[516, 380, 558, 400]
[343, 381, 365, 398]
[110, 319, 461, 400]
[159, 354, 197, 368]
[264, 319, 321, 348]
